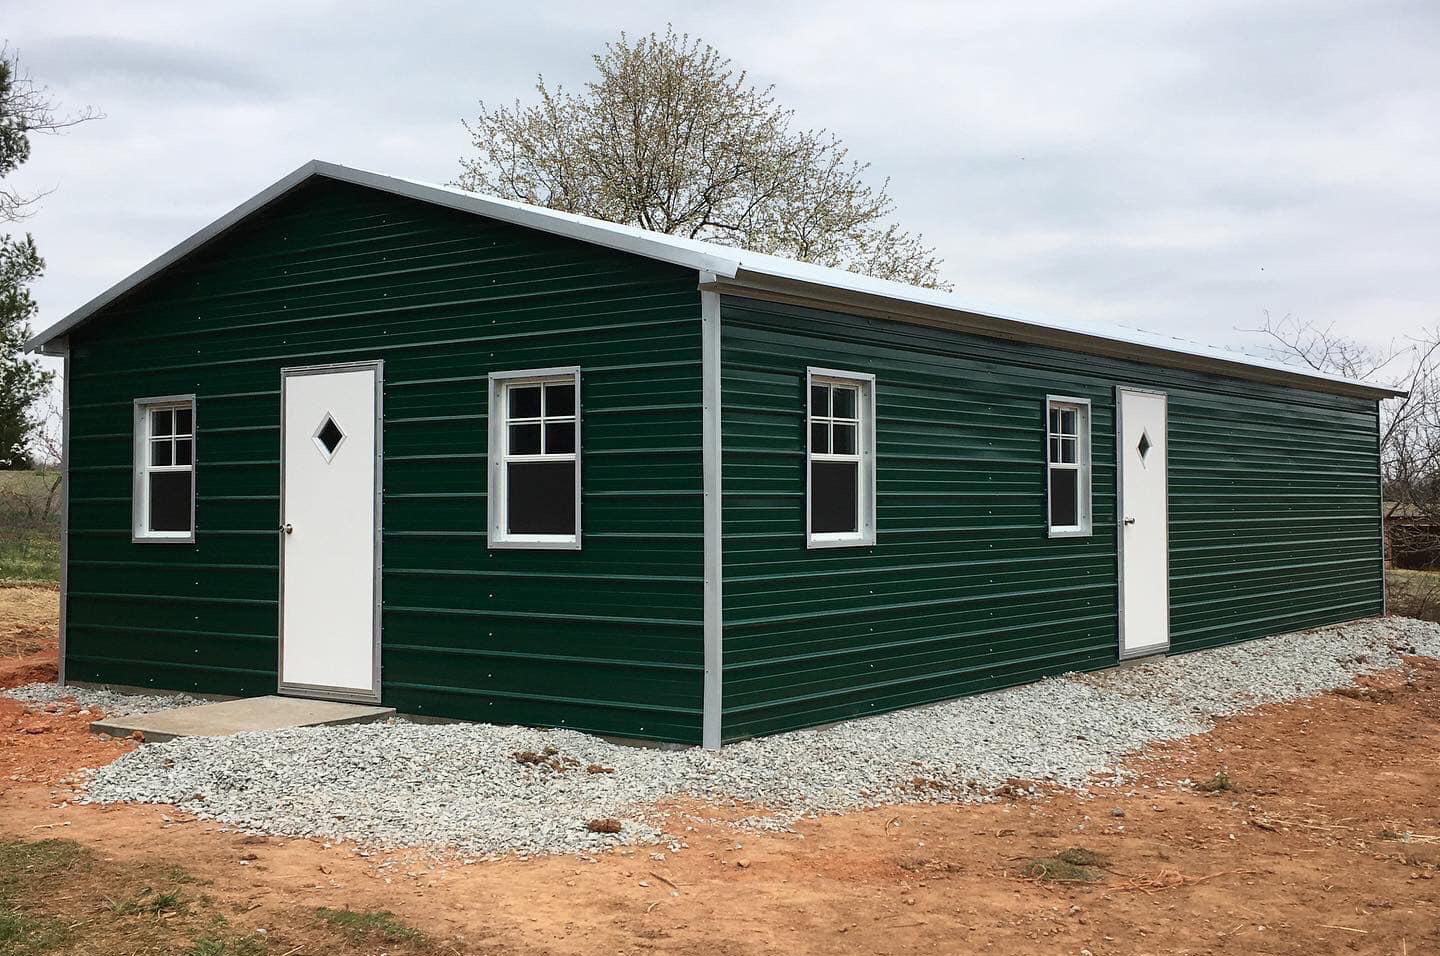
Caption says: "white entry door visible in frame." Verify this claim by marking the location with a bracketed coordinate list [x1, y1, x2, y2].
[1117, 388, 1169, 659]
[279, 362, 381, 701]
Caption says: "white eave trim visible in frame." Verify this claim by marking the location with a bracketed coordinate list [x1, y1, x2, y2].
[704, 271, 1406, 401]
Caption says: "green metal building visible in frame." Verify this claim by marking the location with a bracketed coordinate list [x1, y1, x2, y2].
[27, 161, 1399, 747]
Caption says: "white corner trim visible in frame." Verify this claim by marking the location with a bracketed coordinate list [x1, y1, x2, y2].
[701, 286, 724, 749]
[58, 343, 71, 686]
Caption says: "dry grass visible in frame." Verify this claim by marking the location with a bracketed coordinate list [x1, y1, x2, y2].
[0, 837, 442, 955]
[0, 587, 57, 660]
[1387, 569, 1440, 622]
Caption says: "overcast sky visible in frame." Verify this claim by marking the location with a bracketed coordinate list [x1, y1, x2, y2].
[8, 0, 1440, 374]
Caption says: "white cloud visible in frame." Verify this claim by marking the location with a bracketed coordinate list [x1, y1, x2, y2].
[7, 0, 1439, 370]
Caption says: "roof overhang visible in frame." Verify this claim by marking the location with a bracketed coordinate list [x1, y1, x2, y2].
[26, 159, 1406, 402]
[702, 272, 1407, 401]
[25, 160, 742, 356]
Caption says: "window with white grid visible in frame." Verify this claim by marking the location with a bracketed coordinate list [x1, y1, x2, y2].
[807, 368, 875, 547]
[133, 397, 196, 541]
[1046, 397, 1091, 536]
[488, 368, 581, 548]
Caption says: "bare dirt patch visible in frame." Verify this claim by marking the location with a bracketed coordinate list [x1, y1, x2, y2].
[0, 586, 58, 687]
[0, 696, 134, 786]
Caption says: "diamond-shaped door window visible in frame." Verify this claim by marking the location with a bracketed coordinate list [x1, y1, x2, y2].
[313, 414, 346, 460]
[1137, 430, 1152, 461]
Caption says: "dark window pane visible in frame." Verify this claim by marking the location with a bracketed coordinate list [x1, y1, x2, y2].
[151, 408, 173, 437]
[811, 460, 858, 534]
[151, 439, 172, 467]
[810, 422, 829, 454]
[544, 383, 575, 417]
[1057, 436, 1076, 464]
[832, 423, 857, 455]
[1048, 408, 1060, 433]
[507, 461, 576, 535]
[174, 438, 193, 466]
[1061, 409, 1076, 434]
[175, 407, 192, 435]
[508, 385, 541, 419]
[508, 423, 542, 456]
[1049, 468, 1079, 527]
[545, 421, 576, 454]
[1048, 436, 1061, 463]
[316, 416, 345, 456]
[149, 471, 192, 533]
[831, 386, 858, 420]
[810, 384, 829, 417]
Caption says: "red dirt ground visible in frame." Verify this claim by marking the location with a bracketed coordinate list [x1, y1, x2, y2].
[0, 585, 59, 686]
[2, 589, 1437, 954]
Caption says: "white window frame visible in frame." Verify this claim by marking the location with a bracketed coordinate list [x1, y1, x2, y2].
[1045, 395, 1092, 538]
[132, 394, 197, 544]
[806, 367, 877, 549]
[487, 366, 582, 550]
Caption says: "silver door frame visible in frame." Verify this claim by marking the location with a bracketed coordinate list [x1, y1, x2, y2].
[277, 360, 384, 703]
[1115, 385, 1171, 661]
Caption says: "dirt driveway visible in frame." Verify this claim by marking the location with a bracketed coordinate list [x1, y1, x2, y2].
[2, 587, 1437, 955]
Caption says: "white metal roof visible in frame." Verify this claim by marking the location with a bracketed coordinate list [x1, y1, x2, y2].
[27, 159, 1403, 399]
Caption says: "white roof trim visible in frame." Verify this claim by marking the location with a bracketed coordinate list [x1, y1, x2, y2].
[25, 159, 1404, 399]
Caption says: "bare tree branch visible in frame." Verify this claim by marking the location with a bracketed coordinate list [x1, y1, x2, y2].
[0, 44, 103, 222]
[455, 26, 949, 289]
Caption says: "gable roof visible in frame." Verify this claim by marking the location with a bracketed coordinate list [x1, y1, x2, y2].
[27, 159, 1403, 400]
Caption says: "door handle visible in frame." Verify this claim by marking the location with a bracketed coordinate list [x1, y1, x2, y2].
[1123, 517, 1136, 525]
[280, 523, 293, 535]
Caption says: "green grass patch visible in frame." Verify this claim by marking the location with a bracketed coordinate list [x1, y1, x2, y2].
[0, 525, 60, 586]
[0, 470, 62, 586]
[179, 934, 269, 956]
[0, 841, 88, 954]
[0, 906, 70, 955]
[316, 906, 426, 945]
[109, 886, 188, 916]
[1020, 847, 1107, 882]
[0, 839, 91, 900]
[0, 837, 442, 955]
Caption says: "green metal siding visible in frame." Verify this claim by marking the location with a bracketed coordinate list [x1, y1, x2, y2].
[65, 178, 706, 743]
[720, 297, 1383, 741]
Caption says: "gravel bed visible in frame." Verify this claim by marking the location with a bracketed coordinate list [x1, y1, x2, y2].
[3, 682, 201, 718]
[72, 615, 1440, 857]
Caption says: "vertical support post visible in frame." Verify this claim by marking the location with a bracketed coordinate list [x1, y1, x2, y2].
[1377, 400, 1388, 616]
[58, 342, 71, 686]
[700, 283, 723, 749]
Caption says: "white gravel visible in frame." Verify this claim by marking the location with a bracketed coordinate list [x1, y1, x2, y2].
[2, 682, 201, 718]
[29, 615, 1440, 857]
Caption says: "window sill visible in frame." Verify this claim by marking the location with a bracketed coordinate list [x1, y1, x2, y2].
[132, 532, 195, 545]
[807, 533, 875, 550]
[488, 534, 581, 551]
[1047, 525, 1092, 539]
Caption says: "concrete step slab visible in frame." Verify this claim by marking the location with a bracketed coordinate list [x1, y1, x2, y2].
[91, 695, 394, 743]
